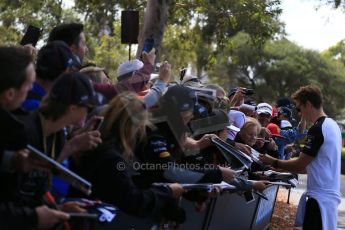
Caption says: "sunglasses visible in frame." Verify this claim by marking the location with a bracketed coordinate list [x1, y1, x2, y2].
[295, 103, 301, 113]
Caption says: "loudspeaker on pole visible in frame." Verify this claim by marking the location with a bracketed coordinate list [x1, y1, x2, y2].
[121, 11, 139, 44]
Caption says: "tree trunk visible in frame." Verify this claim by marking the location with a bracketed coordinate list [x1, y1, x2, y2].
[136, 0, 169, 62]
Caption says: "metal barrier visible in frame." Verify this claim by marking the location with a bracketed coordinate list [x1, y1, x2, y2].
[180, 185, 280, 230]
[206, 192, 260, 230]
[92, 210, 155, 230]
[88, 185, 279, 230]
[250, 185, 279, 230]
[180, 197, 214, 230]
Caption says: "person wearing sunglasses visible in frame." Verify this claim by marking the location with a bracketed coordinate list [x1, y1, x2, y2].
[259, 85, 341, 230]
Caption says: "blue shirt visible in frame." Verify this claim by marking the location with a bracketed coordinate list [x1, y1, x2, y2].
[275, 127, 305, 159]
[21, 82, 46, 112]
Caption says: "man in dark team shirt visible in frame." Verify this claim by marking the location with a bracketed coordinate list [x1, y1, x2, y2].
[0, 46, 69, 229]
[260, 85, 341, 230]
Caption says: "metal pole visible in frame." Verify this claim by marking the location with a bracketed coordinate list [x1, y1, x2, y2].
[128, 44, 131, 60]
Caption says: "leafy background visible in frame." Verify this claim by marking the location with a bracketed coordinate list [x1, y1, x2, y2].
[1, 0, 345, 119]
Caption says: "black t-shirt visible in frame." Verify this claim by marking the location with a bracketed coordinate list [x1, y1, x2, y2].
[0, 107, 27, 151]
[69, 140, 179, 220]
[15, 111, 65, 207]
[0, 108, 40, 229]
[303, 116, 326, 157]
[0, 107, 28, 203]
[134, 128, 223, 187]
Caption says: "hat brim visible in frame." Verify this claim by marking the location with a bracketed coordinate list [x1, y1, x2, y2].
[257, 110, 272, 116]
[184, 81, 204, 88]
[227, 125, 240, 132]
[150, 73, 159, 81]
[271, 134, 286, 140]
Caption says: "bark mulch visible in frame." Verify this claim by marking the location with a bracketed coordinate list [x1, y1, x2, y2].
[270, 188, 298, 230]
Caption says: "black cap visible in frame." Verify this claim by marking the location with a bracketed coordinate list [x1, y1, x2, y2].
[49, 72, 101, 107]
[162, 85, 194, 112]
[228, 88, 238, 97]
[36, 40, 80, 81]
[276, 97, 293, 109]
[278, 107, 292, 118]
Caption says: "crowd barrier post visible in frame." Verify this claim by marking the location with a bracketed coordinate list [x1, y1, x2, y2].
[249, 185, 279, 230]
[206, 192, 260, 230]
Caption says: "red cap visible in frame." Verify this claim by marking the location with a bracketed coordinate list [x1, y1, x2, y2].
[272, 106, 278, 118]
[267, 123, 285, 139]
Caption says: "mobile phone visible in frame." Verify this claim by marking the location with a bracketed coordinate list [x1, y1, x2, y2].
[244, 191, 255, 204]
[20, 25, 42, 47]
[143, 37, 154, 53]
[69, 213, 98, 220]
[94, 119, 104, 131]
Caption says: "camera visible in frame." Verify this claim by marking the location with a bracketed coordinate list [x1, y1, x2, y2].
[243, 88, 254, 96]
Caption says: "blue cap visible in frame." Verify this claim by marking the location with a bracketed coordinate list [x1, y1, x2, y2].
[162, 85, 194, 112]
[50, 72, 102, 107]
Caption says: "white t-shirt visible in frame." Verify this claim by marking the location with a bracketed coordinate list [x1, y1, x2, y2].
[302, 116, 342, 229]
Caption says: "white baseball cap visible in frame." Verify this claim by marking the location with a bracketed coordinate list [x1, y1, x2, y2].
[280, 120, 292, 129]
[256, 103, 273, 116]
[117, 59, 144, 81]
[227, 124, 240, 132]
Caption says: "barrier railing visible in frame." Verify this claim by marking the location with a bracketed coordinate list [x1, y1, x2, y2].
[86, 185, 280, 230]
[181, 185, 279, 230]
[250, 185, 279, 230]
[205, 191, 260, 230]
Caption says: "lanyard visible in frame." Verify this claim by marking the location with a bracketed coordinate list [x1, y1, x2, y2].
[39, 114, 56, 159]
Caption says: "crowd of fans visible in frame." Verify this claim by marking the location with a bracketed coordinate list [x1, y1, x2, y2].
[0, 22, 341, 230]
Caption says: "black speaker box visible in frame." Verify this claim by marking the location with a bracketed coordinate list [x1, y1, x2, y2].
[121, 11, 139, 44]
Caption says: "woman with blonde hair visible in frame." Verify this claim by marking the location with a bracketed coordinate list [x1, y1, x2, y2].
[80, 66, 112, 84]
[235, 117, 261, 147]
[70, 92, 184, 222]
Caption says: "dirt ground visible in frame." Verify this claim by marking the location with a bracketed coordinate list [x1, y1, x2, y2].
[270, 189, 298, 230]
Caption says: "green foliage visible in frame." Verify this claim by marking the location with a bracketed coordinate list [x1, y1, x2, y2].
[168, 0, 283, 76]
[1, 0, 345, 117]
[208, 33, 345, 117]
[342, 147, 345, 159]
[0, 0, 82, 45]
[0, 0, 64, 43]
[160, 25, 198, 80]
[74, 0, 146, 36]
[86, 22, 129, 80]
[0, 26, 21, 45]
[322, 39, 345, 66]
